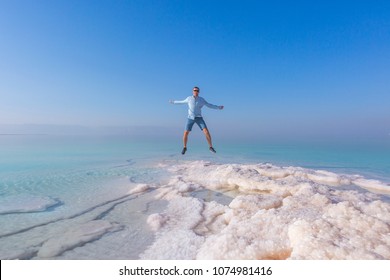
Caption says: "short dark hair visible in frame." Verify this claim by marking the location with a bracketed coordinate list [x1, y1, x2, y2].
[193, 86, 199, 90]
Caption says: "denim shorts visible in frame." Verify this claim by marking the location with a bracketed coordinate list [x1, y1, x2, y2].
[185, 117, 207, 131]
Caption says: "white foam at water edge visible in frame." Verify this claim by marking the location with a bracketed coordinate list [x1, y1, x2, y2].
[0, 195, 60, 214]
[141, 160, 390, 259]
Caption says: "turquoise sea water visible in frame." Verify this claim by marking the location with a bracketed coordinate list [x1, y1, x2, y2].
[0, 134, 389, 259]
[1, 134, 389, 212]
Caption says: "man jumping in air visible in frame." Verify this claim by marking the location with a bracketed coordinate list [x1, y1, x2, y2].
[169, 86, 224, 155]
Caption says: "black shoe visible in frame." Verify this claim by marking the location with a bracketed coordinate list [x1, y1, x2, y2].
[209, 147, 216, 153]
[181, 147, 187, 155]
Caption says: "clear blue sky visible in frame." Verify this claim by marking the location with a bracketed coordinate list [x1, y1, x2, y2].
[1, 0, 389, 140]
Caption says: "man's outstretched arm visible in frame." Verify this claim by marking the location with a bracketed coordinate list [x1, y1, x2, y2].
[169, 97, 188, 104]
[204, 100, 224, 110]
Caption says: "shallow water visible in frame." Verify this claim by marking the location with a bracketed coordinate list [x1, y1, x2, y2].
[0, 135, 389, 259]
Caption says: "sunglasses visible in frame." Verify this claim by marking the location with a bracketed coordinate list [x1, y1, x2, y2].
[193, 89, 199, 92]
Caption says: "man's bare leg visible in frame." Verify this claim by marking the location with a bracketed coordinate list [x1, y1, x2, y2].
[183, 131, 190, 147]
[203, 128, 216, 153]
[203, 128, 213, 147]
[182, 131, 190, 154]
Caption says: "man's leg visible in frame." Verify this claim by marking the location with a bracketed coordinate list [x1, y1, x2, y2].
[202, 128, 213, 148]
[182, 118, 195, 154]
[183, 130, 190, 148]
[196, 118, 213, 149]
[181, 130, 190, 154]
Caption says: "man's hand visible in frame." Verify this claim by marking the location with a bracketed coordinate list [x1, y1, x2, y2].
[169, 100, 174, 104]
[219, 105, 224, 110]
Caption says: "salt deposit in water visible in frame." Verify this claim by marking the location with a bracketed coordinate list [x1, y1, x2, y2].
[0, 195, 60, 214]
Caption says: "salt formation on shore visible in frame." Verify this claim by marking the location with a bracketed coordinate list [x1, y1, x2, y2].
[142, 161, 390, 259]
